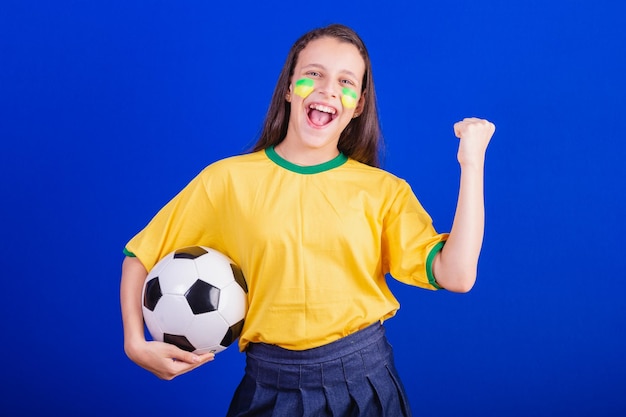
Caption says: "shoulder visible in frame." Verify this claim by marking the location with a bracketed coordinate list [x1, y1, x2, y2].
[341, 158, 411, 190]
[198, 150, 269, 176]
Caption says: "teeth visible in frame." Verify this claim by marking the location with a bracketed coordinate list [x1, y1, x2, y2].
[309, 103, 336, 114]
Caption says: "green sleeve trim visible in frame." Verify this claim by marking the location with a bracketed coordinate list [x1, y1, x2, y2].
[123, 247, 136, 257]
[426, 241, 446, 289]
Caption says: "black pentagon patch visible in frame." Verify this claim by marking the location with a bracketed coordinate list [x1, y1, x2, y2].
[230, 264, 248, 293]
[185, 279, 220, 314]
[164, 334, 195, 352]
[220, 319, 244, 347]
[143, 277, 162, 311]
[174, 246, 208, 259]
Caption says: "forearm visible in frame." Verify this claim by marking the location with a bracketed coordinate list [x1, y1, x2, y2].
[120, 255, 213, 379]
[433, 160, 485, 292]
[120, 256, 149, 356]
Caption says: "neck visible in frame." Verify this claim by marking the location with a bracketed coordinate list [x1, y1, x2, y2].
[274, 142, 340, 166]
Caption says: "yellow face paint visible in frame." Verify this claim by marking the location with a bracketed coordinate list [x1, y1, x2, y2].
[293, 78, 314, 98]
[341, 87, 358, 109]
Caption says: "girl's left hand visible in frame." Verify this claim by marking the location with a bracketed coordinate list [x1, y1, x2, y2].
[453, 117, 495, 166]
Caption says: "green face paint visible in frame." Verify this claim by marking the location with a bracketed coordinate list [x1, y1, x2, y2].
[294, 78, 314, 98]
[341, 87, 358, 109]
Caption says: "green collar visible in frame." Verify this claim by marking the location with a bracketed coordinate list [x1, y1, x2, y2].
[265, 146, 348, 174]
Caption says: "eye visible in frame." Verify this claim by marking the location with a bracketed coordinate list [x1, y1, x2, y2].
[306, 71, 321, 77]
[341, 79, 356, 86]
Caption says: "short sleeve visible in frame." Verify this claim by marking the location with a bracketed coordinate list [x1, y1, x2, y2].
[124, 167, 222, 272]
[381, 180, 448, 290]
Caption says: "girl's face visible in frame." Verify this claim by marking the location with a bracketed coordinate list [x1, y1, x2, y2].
[281, 37, 366, 164]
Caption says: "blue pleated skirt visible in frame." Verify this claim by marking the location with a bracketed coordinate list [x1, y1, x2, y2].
[226, 322, 412, 417]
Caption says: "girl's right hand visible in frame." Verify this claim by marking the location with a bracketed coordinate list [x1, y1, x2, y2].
[125, 339, 215, 380]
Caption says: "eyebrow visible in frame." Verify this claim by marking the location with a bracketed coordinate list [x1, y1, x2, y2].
[302, 63, 359, 81]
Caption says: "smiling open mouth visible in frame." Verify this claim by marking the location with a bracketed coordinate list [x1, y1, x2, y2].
[308, 103, 337, 127]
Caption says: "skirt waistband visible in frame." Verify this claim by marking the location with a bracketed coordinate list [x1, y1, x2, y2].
[228, 321, 412, 415]
[246, 322, 385, 365]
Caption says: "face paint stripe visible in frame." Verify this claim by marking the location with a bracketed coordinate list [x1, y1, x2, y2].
[341, 87, 358, 109]
[294, 78, 314, 98]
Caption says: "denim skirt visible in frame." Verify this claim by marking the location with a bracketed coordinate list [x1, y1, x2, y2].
[226, 322, 412, 417]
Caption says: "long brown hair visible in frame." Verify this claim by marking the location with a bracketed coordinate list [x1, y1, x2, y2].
[251, 24, 384, 167]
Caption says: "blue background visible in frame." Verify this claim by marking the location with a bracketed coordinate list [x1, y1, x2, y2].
[1, 0, 625, 416]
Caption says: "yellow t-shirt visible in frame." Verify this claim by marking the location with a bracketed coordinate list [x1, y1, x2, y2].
[125, 147, 448, 351]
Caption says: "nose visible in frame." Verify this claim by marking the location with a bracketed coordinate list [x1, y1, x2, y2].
[318, 78, 339, 98]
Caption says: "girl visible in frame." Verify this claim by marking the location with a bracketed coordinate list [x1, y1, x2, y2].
[120, 23, 495, 416]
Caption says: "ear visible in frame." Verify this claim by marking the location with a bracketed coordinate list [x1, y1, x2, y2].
[354, 90, 366, 117]
[286, 84, 293, 102]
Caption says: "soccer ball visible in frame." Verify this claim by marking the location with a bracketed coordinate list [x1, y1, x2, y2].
[142, 246, 248, 354]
